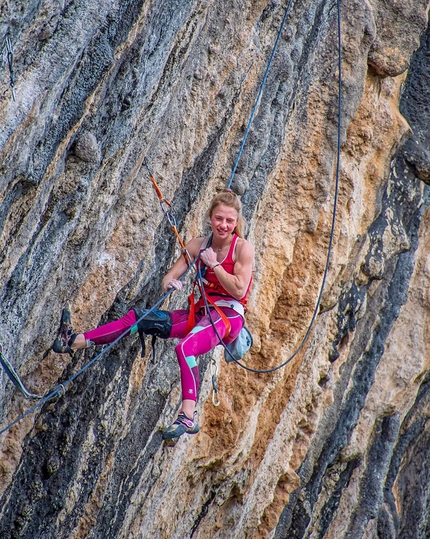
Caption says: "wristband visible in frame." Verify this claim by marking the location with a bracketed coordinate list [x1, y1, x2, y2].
[211, 263, 221, 270]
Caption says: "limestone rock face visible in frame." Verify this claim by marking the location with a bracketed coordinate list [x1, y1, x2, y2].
[0, 1, 430, 538]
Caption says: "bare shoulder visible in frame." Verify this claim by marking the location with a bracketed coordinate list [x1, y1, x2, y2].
[235, 237, 255, 262]
[185, 236, 207, 258]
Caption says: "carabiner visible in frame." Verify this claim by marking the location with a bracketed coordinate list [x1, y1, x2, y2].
[5, 35, 15, 101]
[159, 199, 177, 228]
[211, 360, 220, 407]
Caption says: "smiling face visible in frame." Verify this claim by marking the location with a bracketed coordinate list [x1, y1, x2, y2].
[209, 204, 239, 242]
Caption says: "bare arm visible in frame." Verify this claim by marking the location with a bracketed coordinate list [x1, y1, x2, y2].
[200, 239, 254, 300]
[161, 237, 205, 293]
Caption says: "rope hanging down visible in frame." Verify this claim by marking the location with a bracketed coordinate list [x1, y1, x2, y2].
[209, 0, 343, 373]
[0, 0, 343, 434]
[228, 0, 294, 189]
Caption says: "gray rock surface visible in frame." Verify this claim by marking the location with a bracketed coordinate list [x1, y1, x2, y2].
[1, 1, 430, 538]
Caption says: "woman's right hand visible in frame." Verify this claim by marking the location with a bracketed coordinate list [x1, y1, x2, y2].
[161, 237, 205, 293]
[163, 279, 183, 293]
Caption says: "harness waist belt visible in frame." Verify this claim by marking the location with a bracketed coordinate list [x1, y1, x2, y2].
[212, 299, 245, 317]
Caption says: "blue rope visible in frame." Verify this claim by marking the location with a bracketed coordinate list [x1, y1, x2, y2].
[227, 0, 295, 189]
[0, 0, 343, 432]
[0, 349, 42, 399]
[0, 258, 199, 436]
[213, 0, 343, 373]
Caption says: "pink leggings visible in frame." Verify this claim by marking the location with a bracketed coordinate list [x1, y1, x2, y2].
[84, 307, 244, 402]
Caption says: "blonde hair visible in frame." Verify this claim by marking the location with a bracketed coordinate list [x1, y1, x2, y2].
[208, 189, 245, 238]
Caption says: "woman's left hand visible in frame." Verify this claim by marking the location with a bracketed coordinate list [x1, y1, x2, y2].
[199, 247, 218, 268]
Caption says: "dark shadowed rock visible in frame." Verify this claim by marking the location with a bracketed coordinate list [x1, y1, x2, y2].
[1, 1, 430, 538]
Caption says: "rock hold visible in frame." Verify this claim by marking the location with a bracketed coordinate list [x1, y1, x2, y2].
[402, 136, 430, 184]
[74, 131, 101, 164]
[1, 2, 430, 539]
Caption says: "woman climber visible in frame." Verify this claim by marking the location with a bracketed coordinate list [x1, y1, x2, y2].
[52, 190, 254, 441]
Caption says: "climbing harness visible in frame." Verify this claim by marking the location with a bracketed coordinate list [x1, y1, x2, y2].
[186, 277, 232, 339]
[185, 237, 232, 337]
[1, 33, 16, 101]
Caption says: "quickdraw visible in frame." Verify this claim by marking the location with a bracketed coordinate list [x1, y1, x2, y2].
[144, 157, 191, 266]
[1, 33, 16, 101]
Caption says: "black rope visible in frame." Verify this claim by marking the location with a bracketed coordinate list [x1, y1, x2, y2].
[1, 0, 343, 432]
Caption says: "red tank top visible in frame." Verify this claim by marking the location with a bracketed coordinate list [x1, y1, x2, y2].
[196, 234, 252, 309]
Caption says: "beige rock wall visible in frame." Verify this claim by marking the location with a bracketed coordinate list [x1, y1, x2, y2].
[0, 1, 429, 538]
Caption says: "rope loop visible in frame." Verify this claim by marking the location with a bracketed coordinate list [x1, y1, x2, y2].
[217, 0, 343, 374]
[0, 0, 343, 433]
